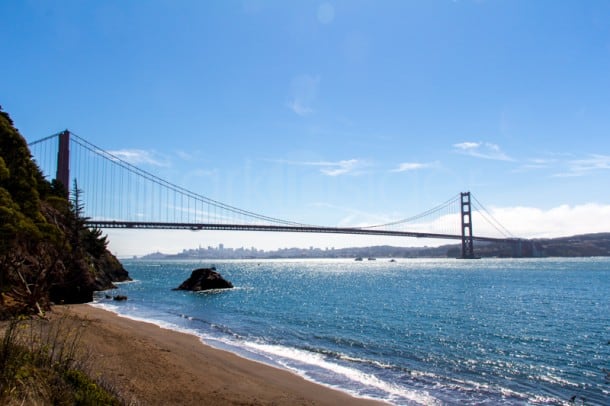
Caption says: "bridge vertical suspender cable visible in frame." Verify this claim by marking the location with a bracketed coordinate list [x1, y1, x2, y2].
[28, 131, 521, 258]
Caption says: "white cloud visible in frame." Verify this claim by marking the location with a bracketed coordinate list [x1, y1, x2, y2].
[319, 159, 362, 176]
[514, 153, 610, 176]
[530, 158, 554, 165]
[391, 161, 438, 173]
[274, 158, 367, 176]
[310, 202, 395, 227]
[317, 3, 335, 24]
[333, 201, 610, 241]
[191, 168, 218, 177]
[107, 149, 169, 167]
[288, 100, 313, 116]
[175, 150, 196, 161]
[340, 202, 610, 241]
[514, 157, 557, 172]
[454, 141, 480, 150]
[471, 203, 610, 239]
[288, 74, 320, 116]
[453, 141, 512, 161]
[554, 154, 610, 177]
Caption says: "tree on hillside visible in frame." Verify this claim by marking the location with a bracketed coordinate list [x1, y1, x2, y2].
[0, 106, 129, 318]
[0, 108, 59, 315]
[0, 109, 45, 220]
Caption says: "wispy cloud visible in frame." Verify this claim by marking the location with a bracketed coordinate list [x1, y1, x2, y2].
[514, 153, 610, 177]
[514, 157, 557, 172]
[108, 149, 170, 167]
[320, 159, 364, 176]
[288, 100, 313, 116]
[391, 161, 438, 173]
[175, 150, 196, 161]
[453, 141, 512, 161]
[529, 158, 556, 167]
[274, 158, 368, 176]
[554, 154, 610, 177]
[317, 3, 335, 24]
[309, 202, 397, 227]
[191, 168, 218, 178]
[288, 74, 320, 116]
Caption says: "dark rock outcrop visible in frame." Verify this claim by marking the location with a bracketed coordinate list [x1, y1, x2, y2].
[92, 251, 132, 291]
[174, 267, 233, 291]
[47, 248, 130, 305]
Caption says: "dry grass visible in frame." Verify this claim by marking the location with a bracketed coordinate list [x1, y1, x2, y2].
[0, 313, 122, 405]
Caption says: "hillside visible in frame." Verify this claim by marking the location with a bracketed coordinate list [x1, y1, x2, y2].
[141, 233, 610, 260]
[0, 107, 130, 318]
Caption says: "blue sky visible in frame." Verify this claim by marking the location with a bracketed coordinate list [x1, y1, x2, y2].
[2, 1, 610, 256]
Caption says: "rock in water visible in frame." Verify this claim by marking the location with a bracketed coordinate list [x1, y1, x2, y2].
[174, 268, 233, 291]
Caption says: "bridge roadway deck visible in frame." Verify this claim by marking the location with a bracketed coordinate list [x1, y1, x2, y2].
[86, 220, 515, 244]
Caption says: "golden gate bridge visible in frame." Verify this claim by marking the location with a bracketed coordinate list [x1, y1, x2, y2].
[29, 130, 523, 258]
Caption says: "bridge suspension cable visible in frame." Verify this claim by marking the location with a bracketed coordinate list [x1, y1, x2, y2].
[361, 193, 461, 230]
[470, 194, 514, 239]
[28, 132, 62, 146]
[67, 132, 313, 227]
[27, 131, 517, 249]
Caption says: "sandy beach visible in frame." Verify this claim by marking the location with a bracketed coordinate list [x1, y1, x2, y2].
[52, 305, 384, 405]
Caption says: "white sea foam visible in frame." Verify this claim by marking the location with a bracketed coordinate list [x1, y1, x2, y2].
[89, 304, 394, 403]
[89, 302, 543, 405]
[337, 353, 393, 369]
[113, 279, 138, 285]
[536, 373, 578, 387]
[89, 301, 120, 312]
[241, 341, 441, 405]
[88, 303, 205, 342]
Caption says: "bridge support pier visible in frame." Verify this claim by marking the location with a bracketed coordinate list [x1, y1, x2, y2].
[56, 130, 70, 198]
[460, 191, 476, 259]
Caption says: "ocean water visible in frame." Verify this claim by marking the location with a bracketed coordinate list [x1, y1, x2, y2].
[93, 258, 610, 405]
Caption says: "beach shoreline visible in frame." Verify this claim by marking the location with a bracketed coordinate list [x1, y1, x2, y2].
[53, 304, 385, 405]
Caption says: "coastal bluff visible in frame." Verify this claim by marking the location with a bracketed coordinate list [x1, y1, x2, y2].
[174, 267, 233, 291]
[0, 107, 131, 317]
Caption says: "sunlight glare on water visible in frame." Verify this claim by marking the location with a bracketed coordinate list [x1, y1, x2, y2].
[95, 258, 610, 405]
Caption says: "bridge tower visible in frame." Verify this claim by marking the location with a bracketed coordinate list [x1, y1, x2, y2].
[460, 191, 476, 259]
[56, 130, 70, 198]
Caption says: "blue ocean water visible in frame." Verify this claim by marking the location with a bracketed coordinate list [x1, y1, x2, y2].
[93, 258, 610, 405]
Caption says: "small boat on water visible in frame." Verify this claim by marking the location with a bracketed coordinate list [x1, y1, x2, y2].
[355, 257, 363, 261]
[389, 259, 396, 262]
[367, 257, 376, 261]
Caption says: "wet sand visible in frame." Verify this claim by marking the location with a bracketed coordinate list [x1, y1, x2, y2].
[54, 305, 385, 405]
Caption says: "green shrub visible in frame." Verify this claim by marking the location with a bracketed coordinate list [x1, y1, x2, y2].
[0, 315, 121, 405]
[64, 369, 121, 405]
